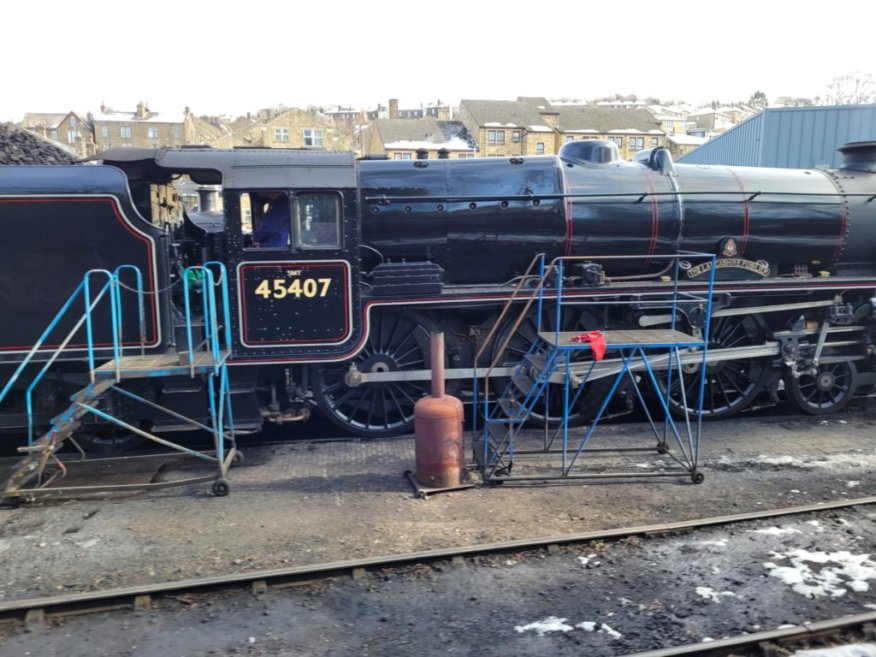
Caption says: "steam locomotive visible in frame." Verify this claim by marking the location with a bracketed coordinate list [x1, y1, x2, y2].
[1, 139, 875, 449]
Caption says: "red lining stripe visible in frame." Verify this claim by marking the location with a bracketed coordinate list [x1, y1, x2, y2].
[728, 169, 750, 256]
[644, 171, 659, 264]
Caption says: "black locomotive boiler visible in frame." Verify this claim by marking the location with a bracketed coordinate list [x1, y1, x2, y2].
[1, 139, 875, 448]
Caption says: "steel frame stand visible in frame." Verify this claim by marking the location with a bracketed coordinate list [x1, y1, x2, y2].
[476, 252, 716, 486]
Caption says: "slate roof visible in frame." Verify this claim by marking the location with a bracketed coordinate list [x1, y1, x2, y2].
[20, 113, 69, 129]
[459, 99, 551, 129]
[556, 106, 663, 133]
[375, 118, 476, 149]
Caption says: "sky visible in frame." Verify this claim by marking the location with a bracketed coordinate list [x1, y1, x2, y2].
[2, 0, 873, 122]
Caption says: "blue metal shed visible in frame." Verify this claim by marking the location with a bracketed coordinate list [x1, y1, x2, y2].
[678, 105, 876, 168]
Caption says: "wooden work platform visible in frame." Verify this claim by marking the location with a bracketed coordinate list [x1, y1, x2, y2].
[94, 350, 229, 379]
[539, 329, 701, 348]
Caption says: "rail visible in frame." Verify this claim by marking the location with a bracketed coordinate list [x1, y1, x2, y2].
[1, 495, 874, 629]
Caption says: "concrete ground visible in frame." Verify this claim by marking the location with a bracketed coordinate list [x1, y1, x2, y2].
[0, 406, 874, 603]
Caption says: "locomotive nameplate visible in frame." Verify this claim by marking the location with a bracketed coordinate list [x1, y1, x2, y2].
[686, 258, 770, 279]
[237, 260, 352, 347]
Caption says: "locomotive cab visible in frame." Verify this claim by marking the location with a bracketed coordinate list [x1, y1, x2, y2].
[98, 147, 364, 362]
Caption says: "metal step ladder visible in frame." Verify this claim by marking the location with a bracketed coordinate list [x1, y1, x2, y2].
[473, 252, 717, 485]
[0, 262, 238, 502]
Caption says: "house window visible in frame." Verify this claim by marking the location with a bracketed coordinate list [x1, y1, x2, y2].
[608, 136, 623, 147]
[173, 126, 182, 140]
[101, 126, 109, 138]
[49, 129, 58, 140]
[70, 116, 77, 128]
[120, 126, 132, 139]
[393, 154, 403, 160]
[67, 130, 78, 143]
[511, 130, 521, 143]
[402, 153, 412, 160]
[275, 128, 289, 142]
[147, 128, 159, 139]
[566, 136, 574, 143]
[303, 129, 323, 147]
[536, 143, 545, 154]
[487, 130, 505, 144]
[651, 137, 659, 147]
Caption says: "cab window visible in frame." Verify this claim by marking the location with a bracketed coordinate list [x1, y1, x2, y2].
[295, 193, 341, 249]
[242, 191, 291, 249]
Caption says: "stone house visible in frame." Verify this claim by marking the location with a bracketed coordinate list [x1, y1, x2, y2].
[666, 134, 708, 160]
[556, 105, 664, 160]
[19, 111, 95, 158]
[92, 102, 187, 151]
[233, 107, 338, 149]
[362, 118, 477, 159]
[458, 98, 558, 157]
[459, 98, 664, 159]
[686, 108, 734, 135]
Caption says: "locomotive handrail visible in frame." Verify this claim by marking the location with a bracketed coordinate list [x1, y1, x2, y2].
[363, 190, 874, 204]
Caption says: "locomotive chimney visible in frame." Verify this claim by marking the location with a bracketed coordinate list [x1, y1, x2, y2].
[839, 141, 876, 173]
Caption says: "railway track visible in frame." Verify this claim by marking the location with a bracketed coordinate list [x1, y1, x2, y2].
[2, 495, 875, 656]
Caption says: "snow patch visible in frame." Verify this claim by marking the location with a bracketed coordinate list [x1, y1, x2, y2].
[791, 644, 876, 656]
[847, 481, 861, 488]
[574, 622, 622, 639]
[515, 617, 574, 635]
[764, 549, 876, 598]
[696, 539, 729, 548]
[578, 553, 597, 566]
[696, 587, 735, 603]
[741, 453, 876, 471]
[751, 527, 803, 536]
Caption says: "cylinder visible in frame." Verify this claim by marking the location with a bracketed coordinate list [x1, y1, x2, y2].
[414, 333, 464, 488]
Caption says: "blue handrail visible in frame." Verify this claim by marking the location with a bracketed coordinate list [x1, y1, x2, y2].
[0, 267, 149, 444]
[182, 263, 231, 376]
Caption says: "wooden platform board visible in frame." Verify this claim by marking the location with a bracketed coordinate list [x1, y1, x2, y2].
[94, 350, 229, 379]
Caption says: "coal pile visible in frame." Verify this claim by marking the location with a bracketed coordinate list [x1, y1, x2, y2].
[0, 123, 76, 165]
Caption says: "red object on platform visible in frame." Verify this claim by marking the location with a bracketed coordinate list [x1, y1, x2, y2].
[570, 330, 607, 360]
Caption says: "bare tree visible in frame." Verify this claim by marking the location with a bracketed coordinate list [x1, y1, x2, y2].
[749, 90, 768, 108]
[816, 73, 875, 105]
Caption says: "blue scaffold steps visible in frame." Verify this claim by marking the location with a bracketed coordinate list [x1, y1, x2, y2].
[0, 262, 237, 500]
[473, 251, 717, 485]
